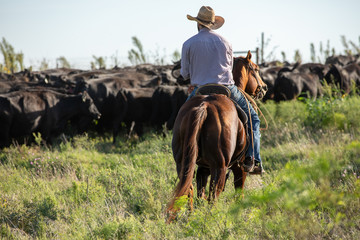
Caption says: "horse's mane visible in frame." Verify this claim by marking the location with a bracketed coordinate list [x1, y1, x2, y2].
[233, 56, 259, 71]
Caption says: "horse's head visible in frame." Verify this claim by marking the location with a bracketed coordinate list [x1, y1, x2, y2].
[232, 51, 268, 99]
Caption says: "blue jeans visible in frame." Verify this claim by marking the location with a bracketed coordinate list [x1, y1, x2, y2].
[187, 85, 261, 162]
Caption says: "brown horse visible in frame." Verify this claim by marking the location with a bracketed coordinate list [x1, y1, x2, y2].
[167, 51, 267, 221]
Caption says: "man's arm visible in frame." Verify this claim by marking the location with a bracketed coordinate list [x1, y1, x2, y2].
[180, 43, 190, 81]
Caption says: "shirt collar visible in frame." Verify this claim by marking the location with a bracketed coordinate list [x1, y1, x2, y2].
[199, 27, 211, 33]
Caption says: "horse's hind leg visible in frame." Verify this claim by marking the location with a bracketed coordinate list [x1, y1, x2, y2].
[209, 167, 227, 202]
[196, 166, 210, 199]
[231, 163, 247, 189]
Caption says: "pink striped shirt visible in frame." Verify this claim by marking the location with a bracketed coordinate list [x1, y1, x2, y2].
[180, 28, 234, 86]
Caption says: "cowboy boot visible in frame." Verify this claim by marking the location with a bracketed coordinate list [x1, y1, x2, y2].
[243, 157, 255, 172]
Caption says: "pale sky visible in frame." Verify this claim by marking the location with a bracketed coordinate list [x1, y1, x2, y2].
[1, 0, 359, 70]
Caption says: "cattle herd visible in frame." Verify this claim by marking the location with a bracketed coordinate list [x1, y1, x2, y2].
[259, 54, 360, 101]
[0, 64, 188, 148]
[0, 54, 359, 148]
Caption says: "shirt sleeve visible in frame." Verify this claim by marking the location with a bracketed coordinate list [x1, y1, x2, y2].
[228, 42, 234, 67]
[180, 42, 190, 80]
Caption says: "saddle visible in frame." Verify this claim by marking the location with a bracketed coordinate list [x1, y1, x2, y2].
[195, 83, 250, 167]
[195, 84, 248, 126]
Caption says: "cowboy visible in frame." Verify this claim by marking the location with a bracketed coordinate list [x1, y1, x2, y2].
[180, 6, 264, 174]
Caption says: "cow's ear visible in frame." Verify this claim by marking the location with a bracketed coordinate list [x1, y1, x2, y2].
[246, 50, 252, 61]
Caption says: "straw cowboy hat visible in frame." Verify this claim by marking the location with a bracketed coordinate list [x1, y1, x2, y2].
[187, 6, 225, 30]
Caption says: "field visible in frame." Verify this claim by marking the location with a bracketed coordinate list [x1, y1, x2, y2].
[1, 94, 360, 239]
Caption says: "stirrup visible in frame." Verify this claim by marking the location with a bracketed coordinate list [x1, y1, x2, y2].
[243, 157, 254, 172]
[249, 161, 265, 175]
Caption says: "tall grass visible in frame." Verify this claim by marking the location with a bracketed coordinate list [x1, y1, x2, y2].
[1, 96, 360, 239]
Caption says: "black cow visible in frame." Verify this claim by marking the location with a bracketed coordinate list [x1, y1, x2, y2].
[259, 66, 283, 101]
[113, 87, 155, 142]
[296, 63, 330, 78]
[324, 63, 360, 94]
[325, 55, 359, 66]
[0, 89, 100, 148]
[149, 85, 189, 133]
[166, 86, 188, 130]
[73, 69, 166, 133]
[150, 85, 178, 131]
[0, 80, 70, 94]
[73, 76, 139, 132]
[274, 70, 322, 102]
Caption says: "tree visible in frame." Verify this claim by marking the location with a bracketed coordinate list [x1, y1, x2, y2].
[128, 36, 147, 65]
[341, 35, 360, 55]
[294, 50, 302, 63]
[56, 56, 71, 68]
[310, 43, 316, 63]
[281, 51, 287, 62]
[317, 40, 333, 63]
[0, 37, 24, 73]
[91, 55, 106, 69]
[39, 58, 49, 71]
[341, 36, 351, 55]
[172, 50, 181, 62]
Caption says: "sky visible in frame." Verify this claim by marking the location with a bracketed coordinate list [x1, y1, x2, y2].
[0, 0, 359, 70]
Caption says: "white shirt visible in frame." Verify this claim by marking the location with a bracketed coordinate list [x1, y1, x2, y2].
[180, 28, 234, 86]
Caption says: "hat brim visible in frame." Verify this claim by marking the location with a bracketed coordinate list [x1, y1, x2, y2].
[187, 14, 224, 30]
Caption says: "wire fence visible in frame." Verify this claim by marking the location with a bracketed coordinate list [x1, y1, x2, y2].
[233, 48, 260, 64]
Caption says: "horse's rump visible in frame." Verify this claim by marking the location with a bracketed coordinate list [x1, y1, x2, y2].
[169, 94, 246, 214]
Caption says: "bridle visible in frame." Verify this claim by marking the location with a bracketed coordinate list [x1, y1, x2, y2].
[234, 57, 265, 99]
[247, 61, 265, 99]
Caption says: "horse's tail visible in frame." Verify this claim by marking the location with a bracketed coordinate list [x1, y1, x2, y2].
[167, 101, 208, 219]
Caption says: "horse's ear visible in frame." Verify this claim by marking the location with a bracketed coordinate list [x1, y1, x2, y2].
[246, 50, 252, 61]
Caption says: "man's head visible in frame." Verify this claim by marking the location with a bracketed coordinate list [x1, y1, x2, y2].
[187, 6, 224, 30]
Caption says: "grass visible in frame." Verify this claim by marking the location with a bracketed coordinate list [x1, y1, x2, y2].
[1, 95, 360, 239]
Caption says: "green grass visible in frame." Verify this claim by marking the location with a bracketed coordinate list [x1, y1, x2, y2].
[1, 96, 360, 239]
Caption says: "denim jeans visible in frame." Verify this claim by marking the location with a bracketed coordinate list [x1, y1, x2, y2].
[187, 85, 262, 162]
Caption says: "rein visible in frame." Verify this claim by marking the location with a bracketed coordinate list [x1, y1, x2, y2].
[235, 57, 268, 131]
[238, 88, 268, 131]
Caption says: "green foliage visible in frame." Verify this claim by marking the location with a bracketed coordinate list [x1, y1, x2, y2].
[0, 37, 24, 73]
[0, 97, 360, 239]
[127, 36, 180, 65]
[341, 35, 360, 55]
[39, 58, 49, 71]
[128, 36, 147, 65]
[90, 55, 106, 69]
[310, 43, 316, 62]
[33, 132, 42, 146]
[230, 145, 360, 239]
[172, 49, 181, 62]
[303, 97, 335, 129]
[309, 40, 336, 63]
[281, 51, 286, 62]
[92, 216, 141, 239]
[293, 49, 302, 63]
[56, 56, 71, 68]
